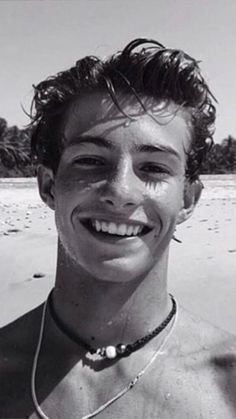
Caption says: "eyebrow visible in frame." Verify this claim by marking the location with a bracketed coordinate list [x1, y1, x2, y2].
[68, 135, 113, 149]
[134, 144, 181, 159]
[68, 135, 181, 160]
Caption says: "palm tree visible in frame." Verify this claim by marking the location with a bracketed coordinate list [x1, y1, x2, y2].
[0, 117, 7, 139]
[0, 120, 32, 175]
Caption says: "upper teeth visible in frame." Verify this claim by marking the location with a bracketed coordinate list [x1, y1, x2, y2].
[92, 220, 143, 236]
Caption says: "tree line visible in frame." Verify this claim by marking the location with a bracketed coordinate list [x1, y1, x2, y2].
[0, 117, 236, 177]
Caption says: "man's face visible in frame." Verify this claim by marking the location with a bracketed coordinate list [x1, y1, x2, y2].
[50, 93, 192, 282]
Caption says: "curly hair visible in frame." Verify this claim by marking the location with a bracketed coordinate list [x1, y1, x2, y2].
[30, 38, 216, 181]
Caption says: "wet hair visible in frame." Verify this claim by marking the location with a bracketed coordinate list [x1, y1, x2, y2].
[30, 38, 216, 181]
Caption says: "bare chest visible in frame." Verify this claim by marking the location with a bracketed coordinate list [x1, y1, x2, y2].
[27, 362, 234, 419]
[1, 350, 235, 419]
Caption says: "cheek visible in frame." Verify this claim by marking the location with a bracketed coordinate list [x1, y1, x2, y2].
[144, 181, 184, 219]
[55, 174, 95, 207]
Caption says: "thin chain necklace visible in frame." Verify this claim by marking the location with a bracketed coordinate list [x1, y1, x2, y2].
[31, 293, 178, 419]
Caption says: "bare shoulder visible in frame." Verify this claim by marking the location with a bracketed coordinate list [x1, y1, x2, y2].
[177, 304, 236, 345]
[177, 305, 236, 360]
[160, 306, 236, 418]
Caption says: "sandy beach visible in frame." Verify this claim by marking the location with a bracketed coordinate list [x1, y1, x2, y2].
[0, 175, 236, 335]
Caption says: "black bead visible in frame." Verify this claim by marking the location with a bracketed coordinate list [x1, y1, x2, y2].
[116, 344, 126, 354]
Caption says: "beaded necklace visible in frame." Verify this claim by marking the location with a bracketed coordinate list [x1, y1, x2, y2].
[31, 292, 178, 419]
[48, 291, 176, 359]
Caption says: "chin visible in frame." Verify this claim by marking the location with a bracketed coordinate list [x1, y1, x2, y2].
[83, 253, 156, 283]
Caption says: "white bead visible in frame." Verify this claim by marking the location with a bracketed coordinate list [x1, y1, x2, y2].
[105, 346, 117, 359]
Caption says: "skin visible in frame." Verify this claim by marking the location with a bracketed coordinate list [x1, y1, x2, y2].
[38, 93, 197, 347]
[0, 93, 235, 419]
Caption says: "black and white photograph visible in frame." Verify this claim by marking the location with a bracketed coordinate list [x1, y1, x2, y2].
[0, 1, 236, 418]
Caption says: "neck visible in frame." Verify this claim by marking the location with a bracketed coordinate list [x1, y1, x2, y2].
[52, 244, 171, 350]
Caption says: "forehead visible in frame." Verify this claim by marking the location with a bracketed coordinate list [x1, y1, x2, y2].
[62, 92, 192, 155]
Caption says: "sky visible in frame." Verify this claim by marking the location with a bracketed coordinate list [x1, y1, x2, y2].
[0, 0, 235, 143]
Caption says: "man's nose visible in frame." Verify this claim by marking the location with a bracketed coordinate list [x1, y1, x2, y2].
[99, 160, 142, 209]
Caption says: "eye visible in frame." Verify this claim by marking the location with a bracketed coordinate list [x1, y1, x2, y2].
[72, 156, 105, 167]
[139, 163, 170, 175]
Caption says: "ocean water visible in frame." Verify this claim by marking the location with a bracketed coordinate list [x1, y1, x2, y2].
[200, 174, 236, 199]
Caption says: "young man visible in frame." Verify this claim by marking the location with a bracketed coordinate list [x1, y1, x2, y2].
[1, 38, 236, 418]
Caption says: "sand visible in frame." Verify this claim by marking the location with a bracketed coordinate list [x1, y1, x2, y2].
[0, 175, 236, 335]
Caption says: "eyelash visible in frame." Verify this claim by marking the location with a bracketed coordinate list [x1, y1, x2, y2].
[139, 164, 170, 175]
[73, 157, 105, 166]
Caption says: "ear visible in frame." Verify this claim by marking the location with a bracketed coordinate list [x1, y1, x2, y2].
[177, 179, 203, 225]
[37, 165, 55, 210]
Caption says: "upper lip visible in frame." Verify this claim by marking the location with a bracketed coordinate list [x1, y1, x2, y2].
[78, 214, 153, 229]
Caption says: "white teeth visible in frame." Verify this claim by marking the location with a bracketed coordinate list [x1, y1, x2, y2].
[127, 225, 134, 236]
[108, 222, 117, 234]
[133, 225, 141, 235]
[101, 221, 108, 232]
[95, 220, 101, 232]
[91, 220, 143, 236]
[117, 224, 127, 236]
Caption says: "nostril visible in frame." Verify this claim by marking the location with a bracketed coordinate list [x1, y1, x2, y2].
[101, 198, 115, 206]
[125, 202, 135, 207]
[100, 196, 136, 208]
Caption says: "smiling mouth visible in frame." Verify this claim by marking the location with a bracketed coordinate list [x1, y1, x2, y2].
[80, 219, 152, 238]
